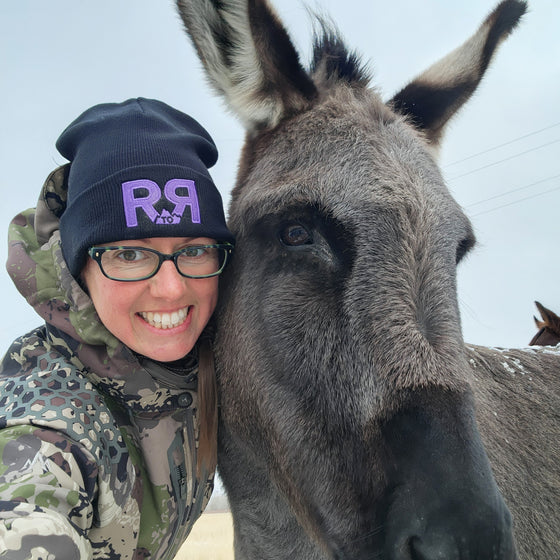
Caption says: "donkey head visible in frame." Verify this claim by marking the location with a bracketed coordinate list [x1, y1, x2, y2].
[178, 1, 526, 558]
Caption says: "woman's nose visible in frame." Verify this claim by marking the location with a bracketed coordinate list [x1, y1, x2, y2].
[148, 260, 187, 299]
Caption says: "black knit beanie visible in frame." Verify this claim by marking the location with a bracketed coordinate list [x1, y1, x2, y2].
[57, 97, 234, 278]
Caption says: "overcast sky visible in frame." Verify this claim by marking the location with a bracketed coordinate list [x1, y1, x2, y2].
[1, 0, 559, 352]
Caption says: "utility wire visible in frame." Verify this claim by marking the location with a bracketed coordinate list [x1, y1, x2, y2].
[470, 183, 560, 217]
[465, 173, 560, 208]
[448, 138, 560, 181]
[445, 122, 560, 167]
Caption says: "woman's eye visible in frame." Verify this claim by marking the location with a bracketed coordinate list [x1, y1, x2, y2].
[280, 224, 313, 246]
[183, 247, 205, 258]
[117, 249, 145, 262]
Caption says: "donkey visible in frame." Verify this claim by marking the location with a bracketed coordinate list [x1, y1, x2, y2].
[529, 301, 560, 346]
[176, 1, 560, 558]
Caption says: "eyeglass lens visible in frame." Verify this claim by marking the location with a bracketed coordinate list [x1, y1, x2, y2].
[99, 246, 225, 280]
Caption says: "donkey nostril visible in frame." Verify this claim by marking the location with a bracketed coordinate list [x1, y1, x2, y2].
[407, 535, 458, 560]
[408, 537, 427, 560]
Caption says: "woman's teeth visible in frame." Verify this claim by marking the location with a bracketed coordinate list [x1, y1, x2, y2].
[140, 308, 189, 329]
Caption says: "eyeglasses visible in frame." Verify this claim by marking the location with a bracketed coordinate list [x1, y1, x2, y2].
[88, 243, 234, 282]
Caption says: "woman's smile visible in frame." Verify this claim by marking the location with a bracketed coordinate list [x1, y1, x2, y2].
[138, 306, 191, 330]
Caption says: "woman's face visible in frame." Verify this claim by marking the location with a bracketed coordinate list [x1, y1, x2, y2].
[82, 237, 219, 362]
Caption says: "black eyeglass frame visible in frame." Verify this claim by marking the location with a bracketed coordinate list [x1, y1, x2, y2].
[87, 243, 234, 282]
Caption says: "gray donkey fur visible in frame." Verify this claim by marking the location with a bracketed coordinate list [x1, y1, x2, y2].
[177, 1, 559, 558]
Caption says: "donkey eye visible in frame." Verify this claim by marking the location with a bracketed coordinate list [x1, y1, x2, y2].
[280, 224, 313, 246]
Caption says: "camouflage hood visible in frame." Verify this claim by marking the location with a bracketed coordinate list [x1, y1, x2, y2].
[7, 165, 120, 353]
[6, 164, 198, 411]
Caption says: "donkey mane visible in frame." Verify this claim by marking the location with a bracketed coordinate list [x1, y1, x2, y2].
[310, 19, 371, 88]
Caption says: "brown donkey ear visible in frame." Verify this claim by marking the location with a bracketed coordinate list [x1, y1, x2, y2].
[177, 0, 317, 134]
[389, 0, 527, 147]
[535, 301, 560, 333]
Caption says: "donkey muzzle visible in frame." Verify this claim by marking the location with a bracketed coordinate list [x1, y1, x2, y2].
[379, 394, 517, 560]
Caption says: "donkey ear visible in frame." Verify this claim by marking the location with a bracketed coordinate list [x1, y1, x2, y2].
[389, 0, 527, 146]
[535, 301, 560, 332]
[177, 0, 317, 133]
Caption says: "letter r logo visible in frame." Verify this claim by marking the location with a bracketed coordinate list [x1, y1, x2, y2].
[121, 179, 201, 227]
[164, 179, 201, 224]
[122, 180, 161, 226]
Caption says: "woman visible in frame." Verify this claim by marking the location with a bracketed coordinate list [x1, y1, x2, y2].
[0, 98, 234, 559]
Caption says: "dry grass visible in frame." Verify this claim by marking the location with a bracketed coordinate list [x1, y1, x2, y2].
[175, 512, 235, 560]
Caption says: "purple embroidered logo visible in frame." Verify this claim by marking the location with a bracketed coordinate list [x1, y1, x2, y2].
[122, 179, 201, 227]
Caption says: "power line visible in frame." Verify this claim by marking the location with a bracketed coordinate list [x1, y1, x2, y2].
[445, 122, 560, 167]
[448, 138, 560, 181]
[465, 173, 560, 208]
[470, 183, 560, 217]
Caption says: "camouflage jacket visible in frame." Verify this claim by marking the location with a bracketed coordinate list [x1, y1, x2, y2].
[0, 166, 214, 559]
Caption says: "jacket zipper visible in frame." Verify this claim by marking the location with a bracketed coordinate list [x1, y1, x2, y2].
[163, 431, 189, 560]
[176, 463, 187, 500]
